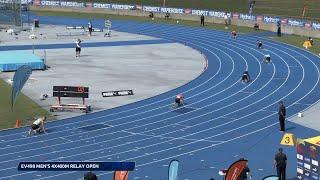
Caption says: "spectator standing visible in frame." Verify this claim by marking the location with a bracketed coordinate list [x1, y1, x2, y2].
[278, 101, 286, 131]
[273, 148, 287, 180]
[201, 14, 205, 26]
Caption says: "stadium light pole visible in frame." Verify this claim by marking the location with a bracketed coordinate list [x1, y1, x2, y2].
[163, 0, 166, 7]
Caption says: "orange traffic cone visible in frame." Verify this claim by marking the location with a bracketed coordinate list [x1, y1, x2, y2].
[14, 119, 21, 128]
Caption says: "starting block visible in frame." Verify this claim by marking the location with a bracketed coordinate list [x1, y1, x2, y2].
[303, 41, 312, 49]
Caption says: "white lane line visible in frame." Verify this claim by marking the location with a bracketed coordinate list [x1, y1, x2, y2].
[59, 137, 73, 143]
[121, 130, 224, 144]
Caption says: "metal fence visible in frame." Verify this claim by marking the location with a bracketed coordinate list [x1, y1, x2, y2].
[0, 0, 22, 26]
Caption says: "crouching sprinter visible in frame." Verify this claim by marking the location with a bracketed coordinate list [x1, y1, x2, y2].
[28, 116, 46, 136]
[263, 54, 272, 64]
[173, 94, 184, 108]
[241, 71, 250, 83]
[257, 40, 263, 49]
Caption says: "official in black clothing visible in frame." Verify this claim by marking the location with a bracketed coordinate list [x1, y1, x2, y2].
[201, 14, 205, 26]
[274, 148, 287, 180]
[277, 20, 281, 37]
[278, 101, 286, 131]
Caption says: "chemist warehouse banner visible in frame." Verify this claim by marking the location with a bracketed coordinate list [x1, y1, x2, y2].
[37, 0, 319, 29]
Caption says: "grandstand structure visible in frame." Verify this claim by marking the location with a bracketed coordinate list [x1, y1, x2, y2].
[0, 0, 22, 26]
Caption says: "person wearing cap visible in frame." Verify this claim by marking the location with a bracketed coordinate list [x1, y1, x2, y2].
[278, 101, 286, 131]
[28, 116, 46, 136]
[173, 94, 184, 108]
[273, 148, 287, 180]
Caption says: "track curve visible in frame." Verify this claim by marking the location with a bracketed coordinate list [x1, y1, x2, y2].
[0, 16, 320, 179]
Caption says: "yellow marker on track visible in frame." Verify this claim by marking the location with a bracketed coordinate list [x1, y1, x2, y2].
[280, 133, 295, 146]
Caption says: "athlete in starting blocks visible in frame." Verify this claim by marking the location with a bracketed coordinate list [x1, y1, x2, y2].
[241, 71, 250, 83]
[173, 94, 184, 108]
[256, 40, 263, 49]
[28, 116, 46, 136]
[263, 54, 271, 64]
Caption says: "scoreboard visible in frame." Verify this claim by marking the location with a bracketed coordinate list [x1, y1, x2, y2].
[53, 86, 89, 98]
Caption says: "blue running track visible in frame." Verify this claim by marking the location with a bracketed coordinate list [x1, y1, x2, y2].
[0, 14, 320, 179]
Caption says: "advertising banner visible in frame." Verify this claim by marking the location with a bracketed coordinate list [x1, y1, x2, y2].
[34, 0, 320, 33]
[143, 6, 160, 12]
[281, 18, 288, 25]
[60, 1, 84, 8]
[191, 9, 209, 16]
[232, 13, 239, 19]
[93, 3, 111, 9]
[111, 4, 135, 10]
[183, 8, 192, 14]
[288, 19, 305, 27]
[40, 0, 60, 6]
[305, 22, 312, 28]
[208, 11, 231, 18]
[161, 7, 184, 14]
[256, 15, 263, 21]
[239, 13, 256, 21]
[263, 16, 280, 24]
[312, 22, 320, 30]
